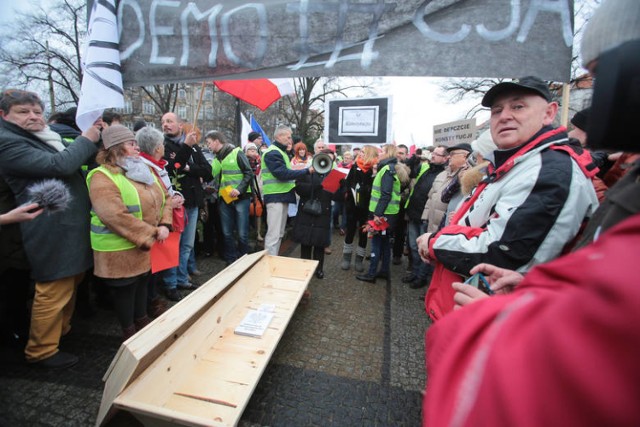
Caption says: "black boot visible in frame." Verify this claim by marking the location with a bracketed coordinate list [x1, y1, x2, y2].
[356, 273, 376, 283]
[375, 271, 391, 285]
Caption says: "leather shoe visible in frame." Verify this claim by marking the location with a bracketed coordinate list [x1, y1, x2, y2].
[177, 282, 198, 290]
[315, 270, 325, 279]
[375, 271, 390, 279]
[190, 269, 204, 277]
[410, 278, 428, 289]
[165, 288, 182, 302]
[29, 351, 79, 370]
[401, 273, 416, 284]
[356, 273, 376, 283]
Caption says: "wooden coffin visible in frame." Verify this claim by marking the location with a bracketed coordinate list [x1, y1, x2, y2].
[96, 251, 317, 427]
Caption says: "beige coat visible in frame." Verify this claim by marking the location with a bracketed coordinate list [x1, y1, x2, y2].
[88, 164, 172, 279]
[424, 167, 458, 234]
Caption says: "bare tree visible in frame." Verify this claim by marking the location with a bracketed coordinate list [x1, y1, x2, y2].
[0, 0, 86, 112]
[281, 77, 377, 145]
[140, 84, 180, 114]
[438, 0, 601, 120]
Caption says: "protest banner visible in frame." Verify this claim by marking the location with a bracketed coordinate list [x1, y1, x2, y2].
[114, 0, 574, 86]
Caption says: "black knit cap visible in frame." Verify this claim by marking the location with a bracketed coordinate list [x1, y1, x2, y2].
[570, 107, 590, 131]
[248, 131, 261, 142]
[482, 76, 552, 107]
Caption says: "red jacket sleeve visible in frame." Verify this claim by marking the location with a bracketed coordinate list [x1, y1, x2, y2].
[424, 213, 640, 427]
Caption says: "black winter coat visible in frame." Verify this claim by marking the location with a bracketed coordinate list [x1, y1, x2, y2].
[0, 119, 97, 281]
[344, 163, 374, 209]
[291, 173, 332, 247]
[163, 136, 213, 208]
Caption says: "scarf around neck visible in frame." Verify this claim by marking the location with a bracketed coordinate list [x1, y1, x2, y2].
[117, 156, 156, 185]
[356, 157, 374, 173]
[33, 126, 67, 152]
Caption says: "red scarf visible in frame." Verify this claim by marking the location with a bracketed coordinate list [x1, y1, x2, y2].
[140, 152, 167, 169]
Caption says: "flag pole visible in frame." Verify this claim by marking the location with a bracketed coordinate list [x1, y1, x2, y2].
[193, 81, 206, 130]
[560, 82, 571, 127]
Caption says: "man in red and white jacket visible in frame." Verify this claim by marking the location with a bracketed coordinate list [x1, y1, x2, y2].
[417, 76, 598, 321]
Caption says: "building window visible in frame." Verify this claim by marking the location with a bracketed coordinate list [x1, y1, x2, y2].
[177, 106, 187, 119]
[143, 101, 154, 115]
[205, 106, 213, 120]
[178, 89, 186, 100]
[117, 101, 133, 114]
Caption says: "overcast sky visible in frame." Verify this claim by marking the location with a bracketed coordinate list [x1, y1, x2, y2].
[0, 2, 551, 147]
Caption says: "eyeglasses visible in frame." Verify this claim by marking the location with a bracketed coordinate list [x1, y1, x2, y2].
[432, 152, 447, 158]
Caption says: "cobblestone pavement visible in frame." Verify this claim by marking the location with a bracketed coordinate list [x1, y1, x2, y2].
[0, 229, 431, 426]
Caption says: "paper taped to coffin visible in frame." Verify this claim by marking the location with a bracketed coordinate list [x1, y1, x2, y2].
[96, 251, 317, 427]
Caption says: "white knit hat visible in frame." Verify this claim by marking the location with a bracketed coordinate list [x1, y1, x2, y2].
[471, 130, 497, 158]
[581, 0, 640, 68]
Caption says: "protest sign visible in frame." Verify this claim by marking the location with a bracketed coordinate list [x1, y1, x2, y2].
[433, 118, 477, 148]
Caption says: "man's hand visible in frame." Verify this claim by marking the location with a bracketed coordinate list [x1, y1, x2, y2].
[230, 188, 240, 198]
[452, 281, 490, 310]
[307, 166, 315, 174]
[470, 263, 524, 294]
[82, 125, 101, 143]
[184, 131, 198, 147]
[417, 232, 433, 263]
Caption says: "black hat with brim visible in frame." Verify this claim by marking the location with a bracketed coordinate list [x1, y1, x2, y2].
[446, 143, 473, 153]
[482, 76, 552, 107]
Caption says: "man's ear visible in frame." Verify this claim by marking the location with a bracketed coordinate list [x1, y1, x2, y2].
[543, 102, 559, 126]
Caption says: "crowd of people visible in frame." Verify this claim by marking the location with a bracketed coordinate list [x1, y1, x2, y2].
[1, 0, 639, 422]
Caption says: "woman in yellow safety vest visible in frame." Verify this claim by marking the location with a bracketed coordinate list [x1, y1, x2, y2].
[356, 144, 410, 285]
[87, 125, 172, 341]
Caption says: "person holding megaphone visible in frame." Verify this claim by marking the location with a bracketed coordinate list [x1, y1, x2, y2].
[260, 125, 314, 256]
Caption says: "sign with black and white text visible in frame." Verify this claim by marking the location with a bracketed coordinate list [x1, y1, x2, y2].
[326, 97, 392, 145]
[113, 0, 575, 86]
[433, 118, 477, 148]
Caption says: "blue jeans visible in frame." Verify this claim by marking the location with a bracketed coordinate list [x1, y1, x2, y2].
[407, 219, 427, 277]
[218, 197, 250, 264]
[332, 199, 346, 228]
[188, 247, 197, 273]
[368, 231, 391, 276]
[163, 206, 199, 288]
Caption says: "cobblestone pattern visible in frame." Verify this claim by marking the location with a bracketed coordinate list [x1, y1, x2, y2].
[0, 230, 429, 426]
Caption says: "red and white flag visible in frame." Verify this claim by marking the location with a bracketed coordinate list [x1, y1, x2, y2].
[214, 78, 295, 111]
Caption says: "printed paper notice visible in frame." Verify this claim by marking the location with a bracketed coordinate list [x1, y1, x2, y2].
[234, 304, 275, 338]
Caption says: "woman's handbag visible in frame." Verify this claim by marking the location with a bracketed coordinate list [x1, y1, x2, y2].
[250, 197, 263, 217]
[172, 205, 186, 233]
[302, 198, 322, 216]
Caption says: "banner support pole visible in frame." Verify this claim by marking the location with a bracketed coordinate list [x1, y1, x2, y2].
[560, 82, 571, 128]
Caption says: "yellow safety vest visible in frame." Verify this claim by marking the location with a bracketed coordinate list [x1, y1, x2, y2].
[212, 147, 251, 194]
[369, 164, 401, 215]
[260, 145, 295, 195]
[86, 166, 164, 252]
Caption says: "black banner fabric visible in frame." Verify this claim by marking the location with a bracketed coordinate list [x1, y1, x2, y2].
[116, 0, 574, 86]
